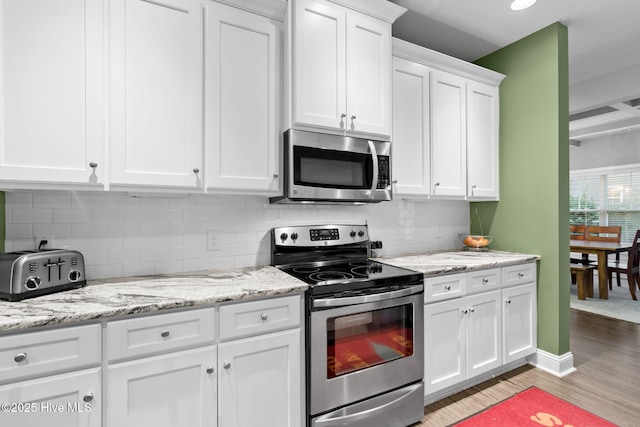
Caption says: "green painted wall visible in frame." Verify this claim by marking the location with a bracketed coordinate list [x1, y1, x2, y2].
[472, 23, 570, 355]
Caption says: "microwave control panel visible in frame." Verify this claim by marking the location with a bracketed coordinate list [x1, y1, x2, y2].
[377, 156, 390, 189]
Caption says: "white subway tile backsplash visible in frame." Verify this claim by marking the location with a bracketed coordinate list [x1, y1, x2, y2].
[5, 191, 470, 281]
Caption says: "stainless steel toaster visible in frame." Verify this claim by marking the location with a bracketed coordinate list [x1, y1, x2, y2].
[0, 249, 86, 301]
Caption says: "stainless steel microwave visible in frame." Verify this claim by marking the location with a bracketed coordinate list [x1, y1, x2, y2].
[270, 129, 392, 204]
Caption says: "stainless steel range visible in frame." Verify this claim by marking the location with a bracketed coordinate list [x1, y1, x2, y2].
[271, 224, 424, 427]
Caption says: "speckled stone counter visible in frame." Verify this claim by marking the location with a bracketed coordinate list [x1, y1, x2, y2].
[0, 266, 307, 332]
[377, 250, 540, 277]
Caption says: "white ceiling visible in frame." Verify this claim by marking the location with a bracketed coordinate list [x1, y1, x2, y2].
[389, 0, 640, 143]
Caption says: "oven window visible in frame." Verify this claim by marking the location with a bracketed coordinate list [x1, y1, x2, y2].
[326, 304, 414, 379]
[294, 147, 372, 189]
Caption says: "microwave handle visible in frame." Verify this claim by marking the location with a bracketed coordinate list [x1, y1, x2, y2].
[367, 141, 378, 199]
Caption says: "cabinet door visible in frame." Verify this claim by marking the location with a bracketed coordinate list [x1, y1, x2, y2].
[293, 0, 346, 130]
[465, 290, 502, 378]
[218, 329, 301, 427]
[392, 57, 430, 197]
[205, 2, 280, 194]
[503, 283, 537, 363]
[0, 368, 101, 427]
[345, 13, 391, 136]
[431, 70, 467, 198]
[110, 0, 203, 188]
[424, 298, 465, 395]
[467, 81, 499, 200]
[0, 0, 104, 186]
[106, 346, 217, 427]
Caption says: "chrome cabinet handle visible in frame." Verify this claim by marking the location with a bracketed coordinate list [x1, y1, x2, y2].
[223, 361, 231, 369]
[160, 330, 170, 338]
[206, 366, 214, 374]
[14, 352, 27, 363]
[89, 162, 98, 169]
[83, 393, 94, 403]
[260, 313, 268, 321]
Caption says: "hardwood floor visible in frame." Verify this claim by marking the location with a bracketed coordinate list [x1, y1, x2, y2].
[419, 309, 640, 426]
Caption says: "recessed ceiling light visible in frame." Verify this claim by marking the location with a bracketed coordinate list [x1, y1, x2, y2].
[511, 0, 537, 10]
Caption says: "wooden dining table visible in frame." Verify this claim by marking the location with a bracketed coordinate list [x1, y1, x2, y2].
[570, 239, 633, 299]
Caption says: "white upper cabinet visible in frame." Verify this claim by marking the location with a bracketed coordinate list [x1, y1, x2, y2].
[392, 38, 504, 201]
[204, 1, 281, 195]
[431, 70, 467, 198]
[391, 57, 431, 197]
[109, 0, 204, 189]
[0, 0, 105, 187]
[291, 0, 404, 138]
[467, 81, 500, 200]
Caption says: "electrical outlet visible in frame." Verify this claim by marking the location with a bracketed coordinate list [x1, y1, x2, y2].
[35, 235, 53, 250]
[206, 230, 220, 251]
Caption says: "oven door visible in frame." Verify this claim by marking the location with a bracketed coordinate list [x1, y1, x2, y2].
[309, 288, 423, 416]
[284, 130, 391, 203]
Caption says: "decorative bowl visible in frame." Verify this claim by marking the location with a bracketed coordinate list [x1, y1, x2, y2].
[459, 234, 492, 250]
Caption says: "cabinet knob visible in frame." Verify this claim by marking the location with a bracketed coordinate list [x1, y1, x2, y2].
[351, 115, 356, 120]
[392, 180, 398, 184]
[206, 366, 214, 374]
[506, 299, 512, 304]
[260, 313, 268, 321]
[160, 330, 170, 338]
[340, 113, 347, 118]
[193, 168, 200, 174]
[469, 307, 475, 313]
[83, 393, 94, 403]
[482, 278, 489, 284]
[14, 352, 27, 363]
[444, 285, 451, 291]
[273, 173, 279, 179]
[518, 272, 525, 278]
[462, 309, 468, 315]
[223, 361, 231, 369]
[89, 162, 98, 169]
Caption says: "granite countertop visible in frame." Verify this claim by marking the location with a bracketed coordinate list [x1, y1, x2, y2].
[0, 249, 540, 333]
[0, 266, 307, 332]
[377, 249, 540, 277]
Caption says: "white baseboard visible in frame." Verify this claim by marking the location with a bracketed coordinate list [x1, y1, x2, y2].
[528, 348, 577, 377]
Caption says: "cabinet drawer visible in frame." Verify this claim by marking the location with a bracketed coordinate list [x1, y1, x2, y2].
[0, 324, 101, 384]
[219, 295, 301, 341]
[502, 263, 536, 288]
[107, 308, 215, 363]
[424, 274, 464, 303]
[466, 268, 501, 295]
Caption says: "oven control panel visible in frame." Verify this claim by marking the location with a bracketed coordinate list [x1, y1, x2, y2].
[272, 224, 369, 247]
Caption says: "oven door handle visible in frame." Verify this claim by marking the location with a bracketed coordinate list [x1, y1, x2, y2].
[367, 140, 378, 199]
[313, 284, 423, 308]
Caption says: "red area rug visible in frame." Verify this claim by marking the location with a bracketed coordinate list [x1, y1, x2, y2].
[451, 387, 617, 426]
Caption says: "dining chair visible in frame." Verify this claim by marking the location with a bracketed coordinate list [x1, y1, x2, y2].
[586, 225, 622, 289]
[569, 225, 591, 265]
[607, 229, 640, 301]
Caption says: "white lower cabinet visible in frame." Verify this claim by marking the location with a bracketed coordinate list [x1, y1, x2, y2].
[0, 368, 101, 427]
[424, 262, 536, 400]
[218, 329, 301, 427]
[106, 346, 217, 427]
[424, 290, 501, 395]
